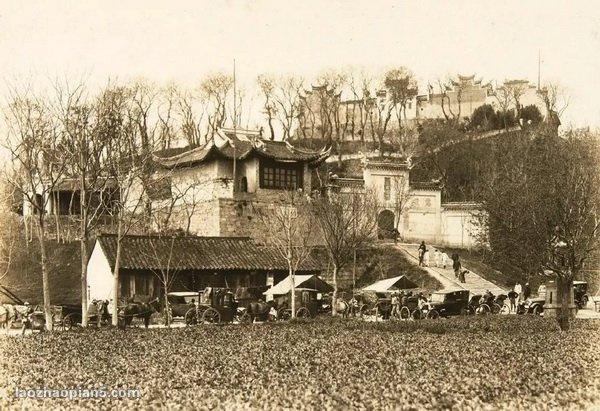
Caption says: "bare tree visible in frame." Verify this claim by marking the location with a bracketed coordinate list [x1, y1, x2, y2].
[384, 67, 418, 130]
[347, 69, 375, 144]
[257, 74, 278, 140]
[272, 75, 305, 141]
[141, 235, 183, 327]
[369, 89, 394, 153]
[390, 173, 413, 243]
[252, 190, 317, 318]
[200, 72, 233, 141]
[0, 179, 20, 284]
[313, 188, 378, 315]
[177, 87, 205, 147]
[538, 82, 570, 130]
[53, 80, 119, 326]
[3, 86, 69, 330]
[157, 83, 178, 150]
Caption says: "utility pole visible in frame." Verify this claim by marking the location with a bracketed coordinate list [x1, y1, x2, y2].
[537, 50, 541, 90]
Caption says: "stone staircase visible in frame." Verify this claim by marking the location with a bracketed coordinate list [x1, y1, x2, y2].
[397, 243, 507, 296]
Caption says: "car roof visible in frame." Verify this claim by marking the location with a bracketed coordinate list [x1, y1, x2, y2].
[432, 289, 468, 295]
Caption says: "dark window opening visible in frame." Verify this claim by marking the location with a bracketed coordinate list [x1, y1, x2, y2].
[240, 176, 248, 193]
[259, 160, 303, 190]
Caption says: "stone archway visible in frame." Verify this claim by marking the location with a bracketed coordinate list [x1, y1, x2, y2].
[377, 209, 395, 239]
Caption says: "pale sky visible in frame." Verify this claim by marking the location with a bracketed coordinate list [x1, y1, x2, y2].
[1, 0, 599, 127]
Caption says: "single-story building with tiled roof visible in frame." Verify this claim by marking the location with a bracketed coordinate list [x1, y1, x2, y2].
[87, 234, 324, 308]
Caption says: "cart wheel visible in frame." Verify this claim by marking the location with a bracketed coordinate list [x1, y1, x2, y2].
[491, 303, 502, 315]
[400, 306, 411, 320]
[202, 307, 221, 324]
[427, 309, 440, 319]
[460, 307, 471, 316]
[296, 307, 311, 319]
[62, 313, 78, 331]
[239, 312, 252, 324]
[477, 304, 490, 315]
[532, 305, 543, 316]
[500, 304, 511, 315]
[184, 308, 198, 326]
[278, 308, 292, 321]
[411, 309, 422, 320]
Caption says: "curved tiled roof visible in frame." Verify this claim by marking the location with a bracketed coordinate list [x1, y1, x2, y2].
[409, 181, 442, 191]
[153, 133, 330, 168]
[97, 234, 323, 272]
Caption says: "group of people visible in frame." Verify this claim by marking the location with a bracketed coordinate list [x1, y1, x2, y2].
[390, 290, 429, 318]
[417, 242, 469, 284]
[505, 282, 532, 312]
[417, 242, 450, 269]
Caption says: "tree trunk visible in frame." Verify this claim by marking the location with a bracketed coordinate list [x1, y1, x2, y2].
[80, 185, 89, 327]
[556, 275, 572, 331]
[36, 218, 53, 331]
[331, 264, 338, 317]
[289, 264, 295, 319]
[164, 291, 170, 328]
[112, 219, 123, 326]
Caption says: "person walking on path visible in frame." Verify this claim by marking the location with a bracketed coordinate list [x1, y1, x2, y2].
[452, 255, 462, 279]
[441, 252, 449, 269]
[423, 249, 430, 267]
[433, 249, 441, 267]
[418, 241, 426, 266]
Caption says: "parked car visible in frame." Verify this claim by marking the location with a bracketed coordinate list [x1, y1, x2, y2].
[573, 281, 589, 309]
[517, 297, 545, 315]
[427, 289, 470, 317]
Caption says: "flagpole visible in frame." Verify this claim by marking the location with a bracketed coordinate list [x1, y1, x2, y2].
[233, 59, 237, 192]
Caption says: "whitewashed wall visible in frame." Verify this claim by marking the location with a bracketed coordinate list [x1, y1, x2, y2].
[86, 241, 115, 313]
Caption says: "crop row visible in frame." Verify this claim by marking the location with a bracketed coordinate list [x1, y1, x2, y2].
[0, 317, 599, 410]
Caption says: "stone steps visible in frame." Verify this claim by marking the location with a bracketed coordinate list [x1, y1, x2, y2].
[397, 243, 507, 296]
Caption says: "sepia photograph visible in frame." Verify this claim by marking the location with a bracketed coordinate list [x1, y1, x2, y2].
[0, 1, 599, 410]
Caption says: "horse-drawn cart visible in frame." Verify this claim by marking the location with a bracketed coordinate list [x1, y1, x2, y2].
[184, 287, 239, 325]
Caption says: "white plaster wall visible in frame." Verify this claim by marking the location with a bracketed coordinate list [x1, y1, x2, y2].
[87, 241, 115, 312]
[240, 158, 259, 193]
[403, 189, 442, 243]
[440, 208, 483, 248]
[363, 167, 410, 207]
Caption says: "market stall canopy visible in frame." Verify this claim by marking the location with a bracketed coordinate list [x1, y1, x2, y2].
[362, 275, 418, 293]
[264, 275, 333, 296]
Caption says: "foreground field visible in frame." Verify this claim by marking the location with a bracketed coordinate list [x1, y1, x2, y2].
[1, 317, 599, 410]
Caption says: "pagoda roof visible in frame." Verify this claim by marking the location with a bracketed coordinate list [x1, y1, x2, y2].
[153, 128, 331, 169]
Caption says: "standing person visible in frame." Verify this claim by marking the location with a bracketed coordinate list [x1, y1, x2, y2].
[441, 251, 449, 269]
[452, 255, 462, 280]
[423, 249, 430, 267]
[507, 288, 518, 313]
[433, 249, 441, 267]
[514, 282, 523, 302]
[20, 302, 34, 336]
[418, 241, 426, 266]
[391, 293, 400, 319]
[523, 282, 532, 300]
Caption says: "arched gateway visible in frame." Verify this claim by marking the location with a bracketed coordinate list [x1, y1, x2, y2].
[377, 210, 395, 239]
